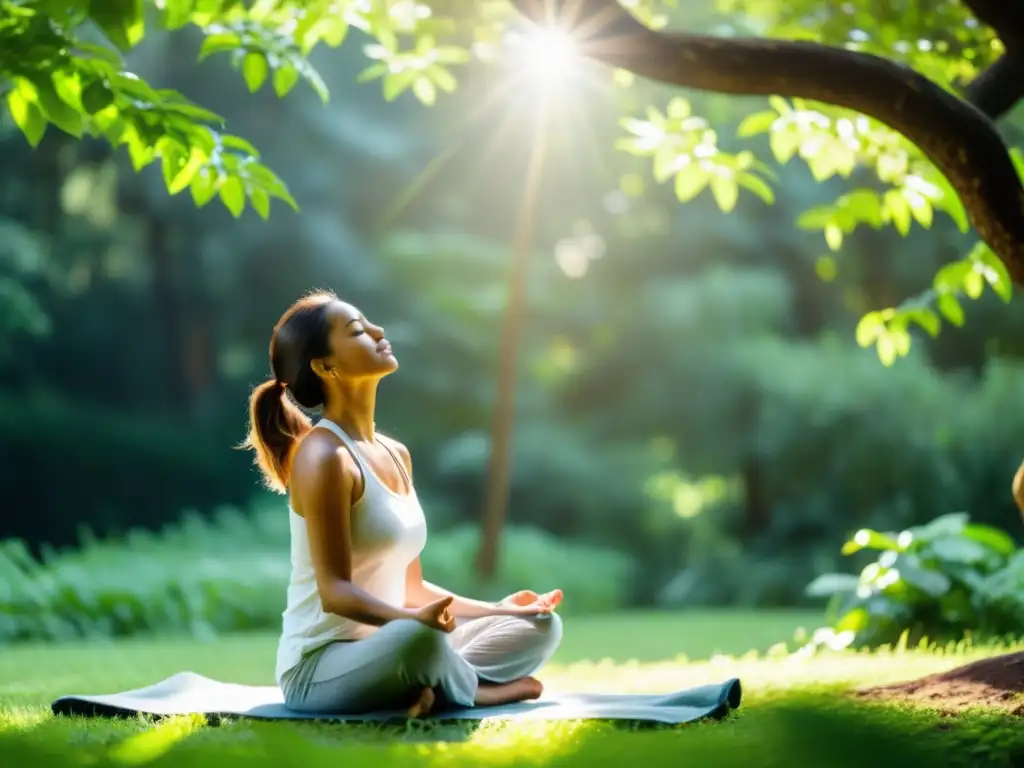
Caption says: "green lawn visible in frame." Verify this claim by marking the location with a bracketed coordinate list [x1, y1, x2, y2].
[2, 611, 1022, 768]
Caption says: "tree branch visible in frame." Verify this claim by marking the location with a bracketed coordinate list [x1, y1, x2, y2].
[960, 0, 1024, 119]
[960, 0, 1024, 51]
[964, 54, 1024, 120]
[511, 0, 1024, 285]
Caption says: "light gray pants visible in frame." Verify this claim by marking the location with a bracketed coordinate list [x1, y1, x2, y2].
[281, 613, 563, 714]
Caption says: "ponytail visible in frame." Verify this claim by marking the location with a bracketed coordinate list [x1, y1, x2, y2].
[243, 379, 312, 493]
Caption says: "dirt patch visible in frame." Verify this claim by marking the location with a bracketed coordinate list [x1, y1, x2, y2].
[855, 652, 1024, 715]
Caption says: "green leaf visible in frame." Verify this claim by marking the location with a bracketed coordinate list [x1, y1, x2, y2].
[356, 62, 388, 84]
[383, 70, 417, 101]
[6, 88, 47, 148]
[963, 267, 984, 299]
[736, 172, 774, 204]
[842, 189, 883, 228]
[199, 32, 242, 62]
[81, 80, 115, 115]
[242, 52, 269, 92]
[31, 75, 83, 137]
[158, 138, 187, 190]
[841, 528, 903, 556]
[673, 164, 708, 202]
[190, 169, 219, 207]
[805, 573, 860, 598]
[875, 330, 896, 366]
[834, 606, 870, 633]
[928, 537, 989, 565]
[824, 223, 843, 251]
[855, 312, 885, 348]
[961, 524, 1016, 557]
[75, 42, 125, 66]
[933, 257, 973, 294]
[219, 134, 260, 157]
[971, 243, 1013, 302]
[168, 148, 207, 195]
[428, 66, 457, 93]
[912, 513, 969, 541]
[412, 76, 436, 105]
[125, 128, 155, 171]
[768, 128, 801, 163]
[250, 187, 271, 219]
[163, 0, 192, 29]
[218, 175, 246, 217]
[273, 65, 300, 97]
[90, 0, 145, 51]
[709, 176, 738, 212]
[884, 189, 912, 235]
[903, 189, 933, 228]
[736, 110, 777, 137]
[319, 19, 348, 47]
[932, 173, 969, 232]
[895, 555, 951, 598]
[795, 206, 833, 230]
[666, 97, 690, 120]
[908, 307, 940, 337]
[937, 293, 965, 326]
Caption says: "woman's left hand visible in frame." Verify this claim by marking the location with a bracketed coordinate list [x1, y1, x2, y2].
[498, 589, 563, 615]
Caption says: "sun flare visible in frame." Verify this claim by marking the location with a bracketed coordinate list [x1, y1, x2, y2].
[514, 25, 581, 84]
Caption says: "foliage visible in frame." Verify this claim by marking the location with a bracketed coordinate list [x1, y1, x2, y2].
[0, 500, 630, 644]
[1, 0, 1019, 355]
[1, 0, 303, 218]
[805, 513, 1023, 650]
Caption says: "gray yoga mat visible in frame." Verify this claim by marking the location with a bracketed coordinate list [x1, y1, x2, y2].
[52, 671, 742, 724]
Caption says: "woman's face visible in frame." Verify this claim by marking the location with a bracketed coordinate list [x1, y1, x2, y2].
[320, 301, 398, 381]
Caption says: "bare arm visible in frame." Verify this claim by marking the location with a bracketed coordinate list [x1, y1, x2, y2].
[290, 431, 416, 627]
[405, 557, 510, 619]
[378, 434, 509, 619]
[1013, 460, 1024, 518]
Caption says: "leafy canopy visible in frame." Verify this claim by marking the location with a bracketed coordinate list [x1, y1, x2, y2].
[0, 0, 1016, 361]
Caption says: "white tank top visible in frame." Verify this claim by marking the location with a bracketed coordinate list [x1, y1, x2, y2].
[275, 418, 428, 685]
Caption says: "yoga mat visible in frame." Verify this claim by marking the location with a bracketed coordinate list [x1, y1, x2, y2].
[52, 671, 742, 724]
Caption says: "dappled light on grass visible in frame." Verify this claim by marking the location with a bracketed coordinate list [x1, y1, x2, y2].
[4, 636, 1024, 766]
[108, 715, 207, 765]
[452, 720, 592, 766]
[0, 706, 48, 733]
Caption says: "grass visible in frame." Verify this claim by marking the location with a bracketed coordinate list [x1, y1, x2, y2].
[2, 610, 1022, 768]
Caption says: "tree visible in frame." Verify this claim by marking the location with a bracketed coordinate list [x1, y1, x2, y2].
[4, 0, 1023, 575]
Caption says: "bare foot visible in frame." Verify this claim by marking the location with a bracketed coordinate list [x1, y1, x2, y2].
[474, 676, 544, 707]
[407, 687, 436, 718]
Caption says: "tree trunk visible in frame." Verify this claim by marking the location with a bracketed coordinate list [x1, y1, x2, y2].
[475, 116, 550, 580]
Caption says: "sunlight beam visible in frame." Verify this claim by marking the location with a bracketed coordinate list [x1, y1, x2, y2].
[509, 25, 582, 88]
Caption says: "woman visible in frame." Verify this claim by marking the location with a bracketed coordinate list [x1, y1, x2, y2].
[243, 290, 564, 717]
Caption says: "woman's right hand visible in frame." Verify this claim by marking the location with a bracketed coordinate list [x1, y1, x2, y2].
[413, 595, 456, 633]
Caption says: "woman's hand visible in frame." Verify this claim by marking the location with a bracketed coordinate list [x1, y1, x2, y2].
[414, 595, 457, 633]
[497, 589, 563, 615]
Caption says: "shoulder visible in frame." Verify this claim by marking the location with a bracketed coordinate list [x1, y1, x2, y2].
[291, 426, 358, 492]
[1014, 460, 1024, 515]
[378, 432, 413, 475]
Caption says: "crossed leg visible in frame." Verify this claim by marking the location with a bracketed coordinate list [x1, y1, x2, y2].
[282, 613, 563, 716]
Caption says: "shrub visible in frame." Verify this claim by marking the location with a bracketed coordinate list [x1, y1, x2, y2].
[0, 500, 631, 644]
[804, 512, 1023, 649]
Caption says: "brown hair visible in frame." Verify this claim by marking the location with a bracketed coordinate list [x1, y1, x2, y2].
[242, 290, 338, 493]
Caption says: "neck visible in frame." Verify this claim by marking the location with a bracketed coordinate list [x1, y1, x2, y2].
[321, 381, 378, 442]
